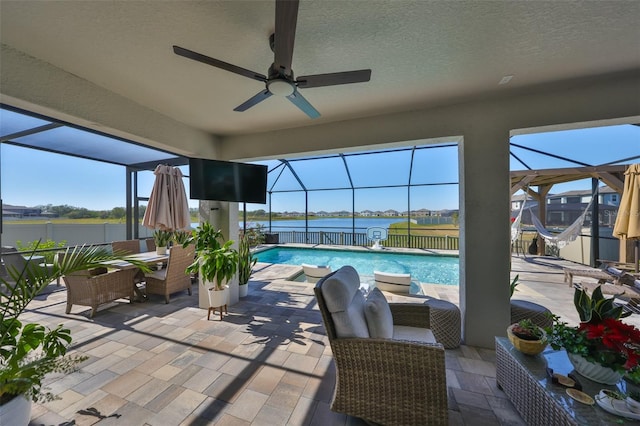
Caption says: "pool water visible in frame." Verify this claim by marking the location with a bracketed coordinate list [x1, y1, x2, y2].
[255, 246, 459, 286]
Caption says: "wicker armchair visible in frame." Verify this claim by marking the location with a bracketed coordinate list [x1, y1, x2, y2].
[314, 266, 448, 426]
[144, 244, 195, 303]
[64, 268, 138, 317]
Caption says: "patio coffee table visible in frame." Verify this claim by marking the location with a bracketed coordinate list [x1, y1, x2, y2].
[496, 337, 630, 425]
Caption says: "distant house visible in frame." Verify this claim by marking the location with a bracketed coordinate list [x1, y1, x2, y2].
[2, 204, 42, 218]
[382, 209, 399, 217]
[511, 186, 620, 227]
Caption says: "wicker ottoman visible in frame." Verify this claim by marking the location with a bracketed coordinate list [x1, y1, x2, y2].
[424, 298, 461, 349]
[510, 299, 552, 328]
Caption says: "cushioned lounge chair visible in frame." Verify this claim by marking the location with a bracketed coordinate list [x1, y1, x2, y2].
[373, 270, 415, 294]
[314, 266, 448, 425]
[301, 263, 332, 283]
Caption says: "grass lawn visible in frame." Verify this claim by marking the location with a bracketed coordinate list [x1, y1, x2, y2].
[389, 222, 460, 237]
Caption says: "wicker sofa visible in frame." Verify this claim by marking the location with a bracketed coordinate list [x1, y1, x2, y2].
[63, 268, 138, 317]
[314, 266, 449, 426]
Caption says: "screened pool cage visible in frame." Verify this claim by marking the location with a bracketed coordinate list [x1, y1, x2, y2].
[244, 144, 461, 249]
[2, 104, 638, 257]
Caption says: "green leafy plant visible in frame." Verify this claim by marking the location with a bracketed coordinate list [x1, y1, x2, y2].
[243, 224, 265, 247]
[153, 229, 172, 247]
[184, 222, 238, 290]
[545, 285, 640, 373]
[0, 244, 149, 405]
[511, 319, 545, 341]
[509, 274, 519, 298]
[574, 285, 630, 323]
[172, 230, 192, 245]
[238, 234, 257, 286]
[16, 239, 67, 264]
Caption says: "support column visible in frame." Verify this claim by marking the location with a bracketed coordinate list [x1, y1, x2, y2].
[197, 200, 240, 309]
[537, 185, 552, 255]
[459, 126, 511, 348]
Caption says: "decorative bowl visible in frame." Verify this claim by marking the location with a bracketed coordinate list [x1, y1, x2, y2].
[507, 324, 547, 355]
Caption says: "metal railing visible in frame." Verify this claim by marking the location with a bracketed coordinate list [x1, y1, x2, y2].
[270, 230, 460, 250]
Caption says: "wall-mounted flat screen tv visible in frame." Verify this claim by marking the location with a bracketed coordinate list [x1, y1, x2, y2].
[189, 158, 267, 204]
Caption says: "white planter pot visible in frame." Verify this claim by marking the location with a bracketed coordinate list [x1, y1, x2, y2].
[156, 246, 167, 255]
[567, 352, 623, 385]
[239, 284, 248, 298]
[0, 394, 31, 426]
[207, 285, 229, 320]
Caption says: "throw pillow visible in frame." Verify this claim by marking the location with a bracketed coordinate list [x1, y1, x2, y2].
[364, 287, 393, 339]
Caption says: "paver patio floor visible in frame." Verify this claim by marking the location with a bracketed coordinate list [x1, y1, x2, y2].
[22, 252, 640, 425]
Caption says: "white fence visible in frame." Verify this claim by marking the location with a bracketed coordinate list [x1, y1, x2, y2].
[1, 223, 154, 247]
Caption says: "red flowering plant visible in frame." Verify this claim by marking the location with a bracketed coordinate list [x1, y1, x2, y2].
[545, 285, 640, 373]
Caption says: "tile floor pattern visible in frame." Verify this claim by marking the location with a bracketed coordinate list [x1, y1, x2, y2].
[22, 254, 640, 425]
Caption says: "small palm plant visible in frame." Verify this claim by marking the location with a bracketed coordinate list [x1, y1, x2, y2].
[0, 244, 149, 405]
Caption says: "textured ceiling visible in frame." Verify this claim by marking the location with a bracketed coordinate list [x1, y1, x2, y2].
[1, 0, 639, 136]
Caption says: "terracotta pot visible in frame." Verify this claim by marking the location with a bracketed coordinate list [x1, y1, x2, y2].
[507, 323, 547, 355]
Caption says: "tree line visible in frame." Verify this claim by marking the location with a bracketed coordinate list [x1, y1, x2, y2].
[35, 204, 200, 220]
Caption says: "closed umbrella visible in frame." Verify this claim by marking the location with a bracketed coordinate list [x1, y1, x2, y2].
[613, 164, 640, 272]
[143, 165, 190, 231]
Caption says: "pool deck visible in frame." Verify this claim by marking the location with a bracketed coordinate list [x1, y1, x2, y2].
[23, 249, 640, 425]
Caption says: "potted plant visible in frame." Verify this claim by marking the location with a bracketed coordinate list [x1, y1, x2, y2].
[0, 244, 148, 425]
[545, 285, 640, 384]
[238, 234, 257, 298]
[507, 319, 547, 355]
[172, 230, 192, 245]
[153, 229, 172, 255]
[184, 222, 238, 318]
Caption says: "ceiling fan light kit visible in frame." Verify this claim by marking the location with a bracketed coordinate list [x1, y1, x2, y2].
[173, 0, 371, 118]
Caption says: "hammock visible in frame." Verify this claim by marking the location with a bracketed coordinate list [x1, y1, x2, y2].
[528, 191, 596, 248]
[511, 196, 527, 243]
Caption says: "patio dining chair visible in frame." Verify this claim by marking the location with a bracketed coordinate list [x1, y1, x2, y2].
[144, 244, 195, 303]
[314, 266, 448, 425]
[111, 239, 141, 254]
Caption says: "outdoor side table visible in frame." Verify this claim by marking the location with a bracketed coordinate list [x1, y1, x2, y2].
[495, 337, 628, 425]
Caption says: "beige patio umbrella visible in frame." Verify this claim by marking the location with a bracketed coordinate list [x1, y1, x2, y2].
[142, 165, 190, 231]
[613, 163, 640, 272]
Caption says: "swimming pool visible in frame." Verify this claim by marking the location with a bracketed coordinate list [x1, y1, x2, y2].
[255, 246, 459, 286]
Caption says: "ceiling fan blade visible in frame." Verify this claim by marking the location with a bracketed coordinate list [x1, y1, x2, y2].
[286, 90, 320, 119]
[234, 90, 273, 112]
[173, 45, 267, 82]
[297, 69, 372, 88]
[273, 0, 299, 76]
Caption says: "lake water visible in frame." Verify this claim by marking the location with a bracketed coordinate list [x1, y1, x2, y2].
[240, 217, 407, 232]
[255, 245, 459, 285]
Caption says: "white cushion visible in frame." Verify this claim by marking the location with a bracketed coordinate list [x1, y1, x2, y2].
[364, 288, 394, 338]
[331, 291, 369, 338]
[321, 266, 369, 338]
[374, 271, 412, 285]
[393, 325, 437, 344]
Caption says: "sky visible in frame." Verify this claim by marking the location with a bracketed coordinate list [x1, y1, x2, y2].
[1, 124, 639, 213]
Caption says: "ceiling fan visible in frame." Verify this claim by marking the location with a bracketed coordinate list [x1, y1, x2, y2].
[172, 0, 371, 119]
